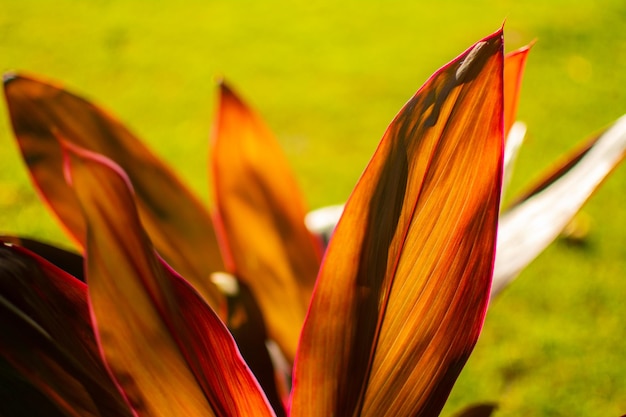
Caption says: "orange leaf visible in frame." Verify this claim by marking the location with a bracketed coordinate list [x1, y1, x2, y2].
[63, 142, 275, 417]
[290, 29, 504, 417]
[0, 242, 133, 417]
[3, 74, 225, 315]
[503, 44, 531, 137]
[210, 82, 322, 363]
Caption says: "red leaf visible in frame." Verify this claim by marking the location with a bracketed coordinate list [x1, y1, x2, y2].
[0, 242, 133, 416]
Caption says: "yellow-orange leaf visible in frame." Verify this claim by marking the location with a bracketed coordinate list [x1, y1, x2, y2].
[211, 82, 322, 363]
[290, 29, 504, 417]
[63, 142, 275, 417]
[3, 74, 225, 315]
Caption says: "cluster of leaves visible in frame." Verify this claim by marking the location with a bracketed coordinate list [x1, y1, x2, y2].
[1, 28, 625, 416]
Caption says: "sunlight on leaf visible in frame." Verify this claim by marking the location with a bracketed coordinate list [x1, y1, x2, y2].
[503, 44, 531, 138]
[3, 74, 226, 316]
[304, 121, 527, 246]
[62, 141, 275, 417]
[291, 28, 504, 417]
[211, 82, 322, 364]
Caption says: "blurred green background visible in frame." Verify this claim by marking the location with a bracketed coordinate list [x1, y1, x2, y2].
[1, 1, 625, 416]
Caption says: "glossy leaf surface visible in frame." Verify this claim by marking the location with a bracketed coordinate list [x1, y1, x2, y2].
[63, 142, 275, 417]
[291, 29, 504, 417]
[0, 242, 132, 417]
[492, 115, 626, 297]
[211, 82, 322, 363]
[3, 74, 225, 314]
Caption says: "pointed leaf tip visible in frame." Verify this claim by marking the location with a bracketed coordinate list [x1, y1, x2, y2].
[218, 81, 244, 109]
[59, 136, 135, 192]
[3, 72, 18, 85]
[503, 43, 532, 136]
[215, 76, 227, 89]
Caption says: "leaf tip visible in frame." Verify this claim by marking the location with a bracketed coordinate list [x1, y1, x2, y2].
[218, 79, 239, 103]
[57, 134, 77, 186]
[3, 71, 19, 86]
[56, 136, 136, 196]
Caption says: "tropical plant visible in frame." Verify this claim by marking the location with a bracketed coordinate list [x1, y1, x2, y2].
[1, 27, 625, 417]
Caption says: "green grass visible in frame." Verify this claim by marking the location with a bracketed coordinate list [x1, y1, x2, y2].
[1, 1, 625, 416]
